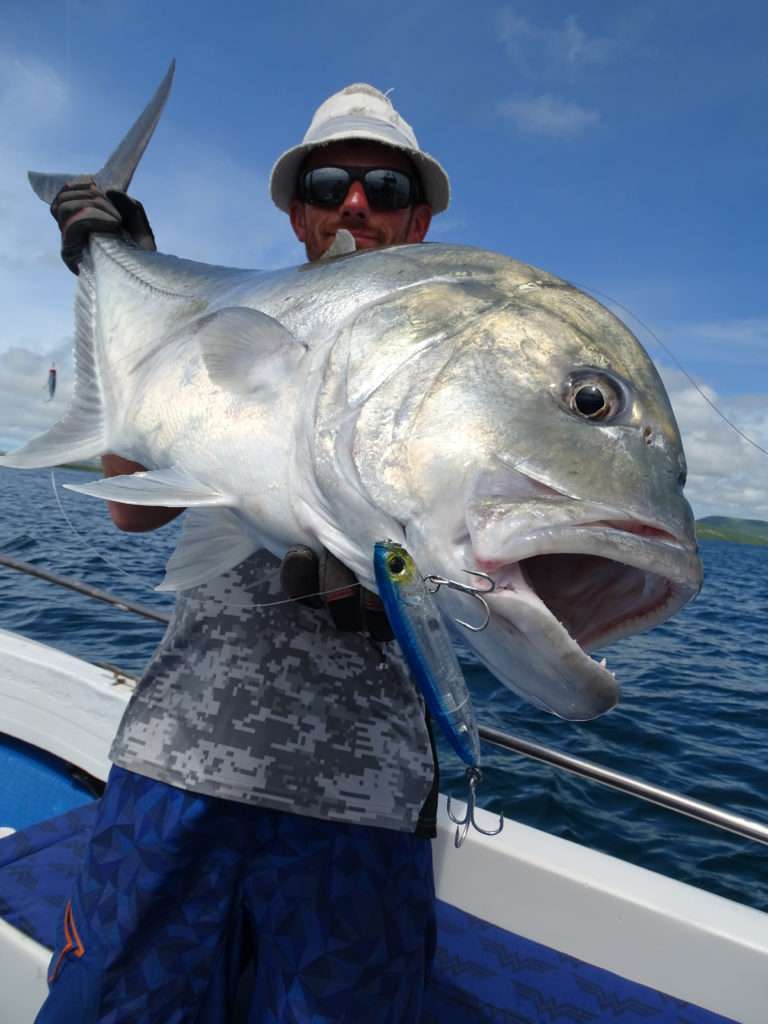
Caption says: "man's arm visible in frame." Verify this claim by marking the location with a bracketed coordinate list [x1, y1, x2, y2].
[101, 454, 183, 532]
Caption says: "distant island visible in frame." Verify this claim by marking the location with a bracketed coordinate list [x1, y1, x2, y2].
[696, 517, 768, 546]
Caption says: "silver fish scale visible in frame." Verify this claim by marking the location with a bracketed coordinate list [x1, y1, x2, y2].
[110, 549, 435, 830]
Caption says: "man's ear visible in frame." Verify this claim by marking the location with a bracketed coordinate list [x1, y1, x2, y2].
[408, 203, 432, 243]
[289, 199, 307, 242]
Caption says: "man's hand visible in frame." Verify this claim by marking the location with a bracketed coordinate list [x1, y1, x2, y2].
[51, 177, 156, 274]
[280, 546, 394, 642]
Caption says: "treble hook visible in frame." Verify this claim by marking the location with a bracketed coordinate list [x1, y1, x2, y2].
[446, 767, 504, 848]
[423, 569, 496, 632]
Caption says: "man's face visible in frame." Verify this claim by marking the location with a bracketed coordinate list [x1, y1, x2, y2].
[289, 141, 432, 261]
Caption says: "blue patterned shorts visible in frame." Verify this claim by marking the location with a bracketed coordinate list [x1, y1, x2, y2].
[35, 766, 436, 1023]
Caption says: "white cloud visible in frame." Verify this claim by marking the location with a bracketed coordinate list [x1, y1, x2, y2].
[496, 11, 621, 76]
[499, 94, 600, 138]
[661, 366, 768, 521]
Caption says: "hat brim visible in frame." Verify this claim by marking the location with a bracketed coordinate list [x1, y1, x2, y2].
[270, 133, 450, 215]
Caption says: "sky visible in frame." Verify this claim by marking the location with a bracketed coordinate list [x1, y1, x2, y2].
[1, 0, 766, 520]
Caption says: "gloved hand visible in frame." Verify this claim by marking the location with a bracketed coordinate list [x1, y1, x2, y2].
[280, 546, 394, 642]
[51, 176, 156, 274]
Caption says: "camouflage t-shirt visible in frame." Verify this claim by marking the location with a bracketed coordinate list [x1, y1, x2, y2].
[110, 550, 437, 833]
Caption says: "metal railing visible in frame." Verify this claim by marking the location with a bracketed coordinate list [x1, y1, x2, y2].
[0, 554, 170, 624]
[3, 552, 768, 848]
[478, 725, 768, 847]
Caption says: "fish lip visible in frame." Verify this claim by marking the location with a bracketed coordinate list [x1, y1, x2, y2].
[476, 519, 702, 654]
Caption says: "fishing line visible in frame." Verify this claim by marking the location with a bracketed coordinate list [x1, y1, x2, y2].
[50, 469, 161, 592]
[575, 281, 768, 460]
[248, 582, 363, 610]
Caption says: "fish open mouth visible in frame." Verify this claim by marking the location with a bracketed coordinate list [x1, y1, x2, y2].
[495, 551, 674, 655]
[452, 514, 703, 719]
[492, 520, 696, 654]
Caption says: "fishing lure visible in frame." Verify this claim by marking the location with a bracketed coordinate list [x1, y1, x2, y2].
[373, 540, 503, 846]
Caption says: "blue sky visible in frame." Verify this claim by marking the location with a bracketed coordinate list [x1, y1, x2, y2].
[1, 1, 766, 519]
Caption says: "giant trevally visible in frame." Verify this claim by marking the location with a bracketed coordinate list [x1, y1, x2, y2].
[1, 64, 702, 721]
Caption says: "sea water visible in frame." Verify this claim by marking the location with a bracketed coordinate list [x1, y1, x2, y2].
[1, 467, 766, 911]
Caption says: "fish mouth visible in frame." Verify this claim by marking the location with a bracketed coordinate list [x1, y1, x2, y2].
[448, 513, 703, 720]
[482, 520, 700, 651]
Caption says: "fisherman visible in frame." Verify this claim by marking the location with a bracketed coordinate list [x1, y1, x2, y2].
[36, 84, 450, 1024]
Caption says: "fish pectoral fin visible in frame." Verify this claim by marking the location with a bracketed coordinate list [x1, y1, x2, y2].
[321, 229, 357, 259]
[196, 307, 305, 395]
[63, 466, 233, 507]
[157, 508, 258, 591]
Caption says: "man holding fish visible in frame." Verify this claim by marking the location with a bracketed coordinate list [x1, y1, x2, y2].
[35, 83, 448, 1023]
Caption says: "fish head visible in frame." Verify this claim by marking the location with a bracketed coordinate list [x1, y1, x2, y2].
[327, 248, 702, 720]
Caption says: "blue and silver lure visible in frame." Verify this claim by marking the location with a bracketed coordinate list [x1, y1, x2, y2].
[373, 540, 504, 847]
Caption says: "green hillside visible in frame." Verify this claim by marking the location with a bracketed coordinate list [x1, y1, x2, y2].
[696, 517, 768, 546]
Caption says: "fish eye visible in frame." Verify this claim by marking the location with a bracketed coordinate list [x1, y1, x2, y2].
[564, 369, 625, 422]
[573, 385, 605, 417]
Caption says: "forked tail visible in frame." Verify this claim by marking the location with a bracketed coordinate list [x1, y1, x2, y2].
[28, 60, 175, 204]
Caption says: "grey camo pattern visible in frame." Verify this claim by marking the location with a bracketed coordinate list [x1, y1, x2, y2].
[110, 550, 435, 831]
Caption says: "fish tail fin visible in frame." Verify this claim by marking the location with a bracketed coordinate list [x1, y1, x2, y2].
[27, 60, 175, 204]
[0, 262, 106, 468]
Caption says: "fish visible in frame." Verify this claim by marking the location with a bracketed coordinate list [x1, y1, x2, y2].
[0, 64, 703, 721]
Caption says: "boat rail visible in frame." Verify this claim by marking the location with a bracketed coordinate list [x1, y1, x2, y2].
[478, 724, 768, 847]
[3, 552, 768, 848]
[0, 554, 170, 624]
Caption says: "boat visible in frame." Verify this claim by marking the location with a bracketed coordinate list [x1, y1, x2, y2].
[0, 559, 766, 1022]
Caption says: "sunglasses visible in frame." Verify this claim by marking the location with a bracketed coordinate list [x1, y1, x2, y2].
[298, 165, 420, 211]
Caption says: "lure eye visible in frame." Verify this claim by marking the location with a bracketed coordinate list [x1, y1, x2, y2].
[388, 554, 407, 577]
[564, 370, 625, 422]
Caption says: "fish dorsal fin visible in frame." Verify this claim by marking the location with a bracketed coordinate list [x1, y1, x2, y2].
[90, 235, 254, 316]
[157, 508, 258, 592]
[321, 229, 357, 259]
[195, 307, 305, 394]
[64, 466, 233, 507]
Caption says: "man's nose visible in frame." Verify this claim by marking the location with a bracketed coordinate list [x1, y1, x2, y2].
[339, 181, 370, 218]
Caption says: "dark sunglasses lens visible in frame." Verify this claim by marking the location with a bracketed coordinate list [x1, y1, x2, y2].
[363, 169, 413, 209]
[302, 167, 415, 209]
[302, 168, 351, 207]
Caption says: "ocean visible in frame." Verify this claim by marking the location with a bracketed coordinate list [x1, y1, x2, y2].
[1, 466, 767, 911]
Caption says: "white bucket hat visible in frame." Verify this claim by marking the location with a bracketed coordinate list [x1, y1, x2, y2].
[270, 83, 450, 215]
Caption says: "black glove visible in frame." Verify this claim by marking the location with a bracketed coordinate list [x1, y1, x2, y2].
[280, 546, 394, 643]
[51, 176, 156, 274]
